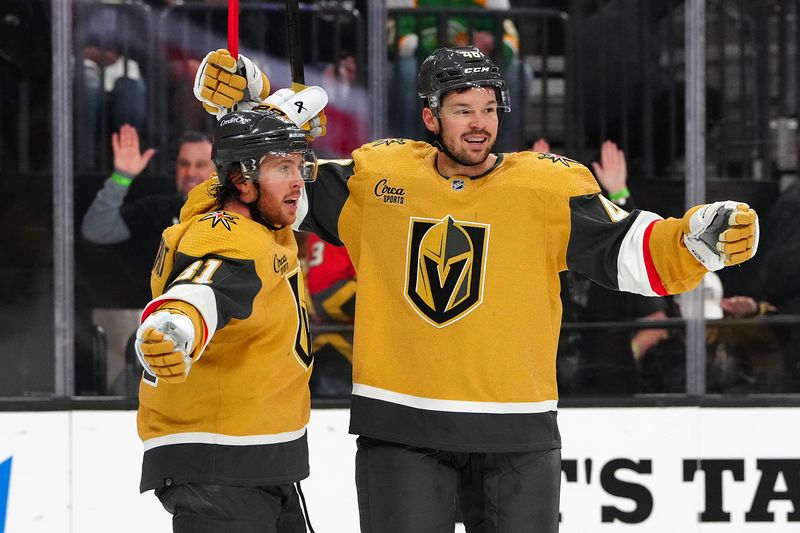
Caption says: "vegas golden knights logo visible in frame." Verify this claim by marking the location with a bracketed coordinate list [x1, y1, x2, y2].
[287, 268, 314, 370]
[405, 215, 489, 327]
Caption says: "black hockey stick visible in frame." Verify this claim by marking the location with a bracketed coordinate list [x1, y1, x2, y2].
[286, 0, 306, 91]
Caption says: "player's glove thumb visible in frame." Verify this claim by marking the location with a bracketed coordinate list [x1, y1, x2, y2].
[135, 311, 197, 384]
[194, 49, 271, 119]
[682, 201, 759, 271]
[264, 87, 329, 139]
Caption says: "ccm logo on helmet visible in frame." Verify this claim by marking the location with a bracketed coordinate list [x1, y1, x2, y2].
[464, 67, 490, 73]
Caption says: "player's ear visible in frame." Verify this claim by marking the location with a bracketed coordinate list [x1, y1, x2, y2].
[234, 177, 258, 203]
[422, 107, 439, 135]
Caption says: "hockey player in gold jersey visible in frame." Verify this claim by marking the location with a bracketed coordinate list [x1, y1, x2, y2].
[195, 47, 759, 533]
[135, 104, 324, 533]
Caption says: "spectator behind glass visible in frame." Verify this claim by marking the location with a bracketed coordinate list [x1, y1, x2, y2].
[82, 125, 212, 248]
[317, 52, 369, 158]
[664, 272, 784, 394]
[532, 138, 668, 394]
[80, 125, 212, 309]
[77, 2, 147, 169]
[744, 172, 800, 389]
[388, 0, 532, 150]
[77, 128, 213, 396]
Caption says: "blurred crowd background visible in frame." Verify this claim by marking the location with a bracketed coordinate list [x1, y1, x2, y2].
[1, 0, 799, 402]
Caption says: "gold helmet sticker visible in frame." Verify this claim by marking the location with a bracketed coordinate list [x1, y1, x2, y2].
[405, 215, 490, 327]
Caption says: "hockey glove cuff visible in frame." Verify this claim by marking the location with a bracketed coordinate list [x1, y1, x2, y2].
[264, 87, 329, 139]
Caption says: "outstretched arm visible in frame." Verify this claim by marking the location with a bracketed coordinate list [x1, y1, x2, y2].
[566, 193, 759, 296]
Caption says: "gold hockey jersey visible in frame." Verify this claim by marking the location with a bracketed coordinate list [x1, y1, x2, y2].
[299, 140, 706, 452]
[137, 178, 313, 491]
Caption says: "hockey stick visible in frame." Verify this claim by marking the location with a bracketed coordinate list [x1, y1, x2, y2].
[228, 0, 239, 59]
[285, 0, 306, 91]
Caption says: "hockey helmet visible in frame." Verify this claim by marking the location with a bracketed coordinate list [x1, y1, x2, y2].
[212, 107, 318, 183]
[417, 46, 510, 117]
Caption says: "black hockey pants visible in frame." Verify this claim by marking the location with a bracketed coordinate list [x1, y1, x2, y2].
[355, 436, 561, 533]
[156, 482, 308, 533]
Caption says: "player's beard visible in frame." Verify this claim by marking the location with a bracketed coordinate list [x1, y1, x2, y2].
[256, 191, 297, 228]
[442, 129, 495, 167]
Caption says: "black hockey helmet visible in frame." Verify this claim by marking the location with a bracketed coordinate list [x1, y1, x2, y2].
[417, 46, 510, 117]
[212, 106, 317, 183]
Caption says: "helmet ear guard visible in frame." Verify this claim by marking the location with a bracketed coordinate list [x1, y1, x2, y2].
[239, 157, 261, 182]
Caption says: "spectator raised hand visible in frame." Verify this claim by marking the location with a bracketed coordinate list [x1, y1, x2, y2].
[592, 140, 628, 198]
[531, 137, 550, 153]
[112, 123, 155, 177]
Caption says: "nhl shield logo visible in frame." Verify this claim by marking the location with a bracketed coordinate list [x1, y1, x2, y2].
[404, 215, 489, 327]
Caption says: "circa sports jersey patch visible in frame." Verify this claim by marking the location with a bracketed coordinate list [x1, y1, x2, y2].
[199, 211, 238, 230]
[537, 152, 577, 167]
[404, 215, 489, 328]
[273, 254, 290, 275]
[373, 178, 406, 205]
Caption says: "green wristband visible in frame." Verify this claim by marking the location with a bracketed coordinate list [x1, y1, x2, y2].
[110, 171, 134, 187]
[609, 187, 630, 201]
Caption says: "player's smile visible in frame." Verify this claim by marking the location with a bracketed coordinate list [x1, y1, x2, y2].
[461, 131, 491, 150]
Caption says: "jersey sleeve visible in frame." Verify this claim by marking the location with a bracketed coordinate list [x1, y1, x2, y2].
[294, 159, 354, 246]
[566, 193, 706, 296]
[142, 248, 262, 359]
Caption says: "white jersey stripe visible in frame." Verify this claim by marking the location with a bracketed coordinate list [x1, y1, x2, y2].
[352, 383, 558, 414]
[142, 427, 307, 451]
[616, 211, 663, 296]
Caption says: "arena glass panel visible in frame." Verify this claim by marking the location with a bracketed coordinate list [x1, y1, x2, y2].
[0, 0, 55, 397]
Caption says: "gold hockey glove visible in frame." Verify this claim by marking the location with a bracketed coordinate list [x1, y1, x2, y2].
[194, 49, 270, 118]
[135, 311, 197, 383]
[682, 201, 759, 271]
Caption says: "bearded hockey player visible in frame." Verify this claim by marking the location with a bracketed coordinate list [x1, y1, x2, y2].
[135, 104, 323, 533]
[195, 46, 759, 533]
